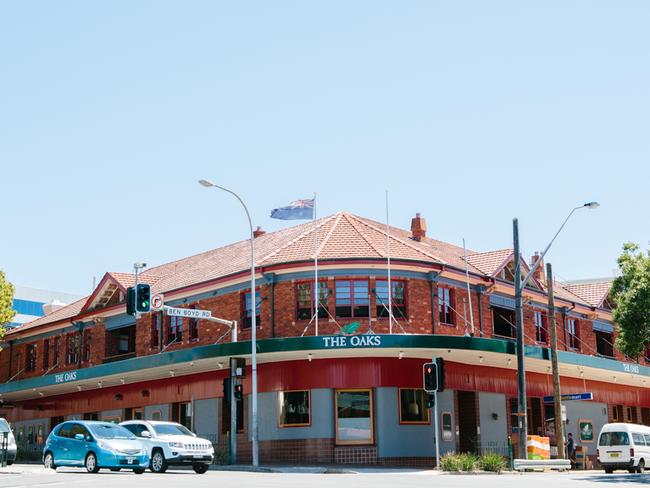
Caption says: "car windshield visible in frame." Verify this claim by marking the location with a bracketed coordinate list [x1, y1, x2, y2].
[89, 424, 136, 440]
[599, 431, 630, 446]
[153, 424, 194, 436]
[0, 419, 9, 431]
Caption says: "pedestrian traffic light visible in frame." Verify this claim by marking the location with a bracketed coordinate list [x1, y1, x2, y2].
[136, 283, 151, 313]
[126, 287, 136, 316]
[234, 383, 243, 401]
[423, 358, 445, 393]
[426, 393, 435, 409]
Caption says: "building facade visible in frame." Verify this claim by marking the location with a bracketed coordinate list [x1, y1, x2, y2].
[0, 212, 645, 465]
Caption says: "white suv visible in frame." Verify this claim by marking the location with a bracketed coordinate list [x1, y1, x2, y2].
[120, 420, 214, 474]
[0, 418, 16, 465]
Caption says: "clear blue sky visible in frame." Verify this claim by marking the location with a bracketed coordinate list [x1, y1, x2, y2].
[2, 1, 648, 296]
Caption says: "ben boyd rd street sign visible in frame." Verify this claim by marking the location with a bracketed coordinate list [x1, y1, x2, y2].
[165, 306, 212, 319]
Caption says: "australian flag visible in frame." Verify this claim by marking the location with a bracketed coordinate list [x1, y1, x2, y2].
[270, 199, 315, 220]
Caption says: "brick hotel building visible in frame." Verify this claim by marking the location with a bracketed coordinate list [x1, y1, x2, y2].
[0, 212, 646, 465]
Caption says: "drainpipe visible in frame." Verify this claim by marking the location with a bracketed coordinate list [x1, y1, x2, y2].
[560, 307, 569, 351]
[265, 273, 277, 338]
[8, 340, 13, 381]
[76, 322, 84, 367]
[475, 285, 485, 337]
[428, 272, 439, 334]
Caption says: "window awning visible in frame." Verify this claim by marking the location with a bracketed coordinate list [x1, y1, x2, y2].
[489, 295, 516, 310]
[104, 314, 135, 331]
[593, 320, 614, 334]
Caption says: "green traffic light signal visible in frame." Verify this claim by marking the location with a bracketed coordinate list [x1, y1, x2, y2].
[135, 283, 151, 313]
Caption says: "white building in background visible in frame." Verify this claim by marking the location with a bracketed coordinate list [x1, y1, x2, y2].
[8, 286, 82, 329]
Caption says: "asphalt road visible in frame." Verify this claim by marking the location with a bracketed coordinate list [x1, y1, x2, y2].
[2, 465, 650, 488]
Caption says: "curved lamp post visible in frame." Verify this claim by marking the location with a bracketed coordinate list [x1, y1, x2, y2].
[513, 201, 599, 460]
[199, 179, 259, 467]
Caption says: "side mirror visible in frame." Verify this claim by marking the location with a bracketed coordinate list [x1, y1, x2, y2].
[74, 433, 85, 440]
[141, 431, 151, 438]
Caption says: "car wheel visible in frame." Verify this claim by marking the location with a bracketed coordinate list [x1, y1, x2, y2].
[638, 459, 645, 473]
[85, 452, 100, 473]
[6, 460, 13, 466]
[150, 450, 168, 473]
[133, 468, 145, 474]
[605, 468, 614, 474]
[43, 452, 56, 470]
[192, 464, 209, 474]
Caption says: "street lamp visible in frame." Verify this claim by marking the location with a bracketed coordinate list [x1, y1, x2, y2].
[513, 201, 599, 460]
[199, 179, 259, 467]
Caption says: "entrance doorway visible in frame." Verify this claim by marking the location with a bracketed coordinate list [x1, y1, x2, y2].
[457, 391, 478, 453]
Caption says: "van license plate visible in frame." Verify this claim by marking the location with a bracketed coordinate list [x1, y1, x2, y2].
[610, 453, 619, 458]
[127, 457, 136, 464]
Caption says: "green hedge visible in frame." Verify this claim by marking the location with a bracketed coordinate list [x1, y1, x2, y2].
[440, 452, 506, 473]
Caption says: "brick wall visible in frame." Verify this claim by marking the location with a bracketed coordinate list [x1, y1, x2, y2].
[1, 275, 611, 378]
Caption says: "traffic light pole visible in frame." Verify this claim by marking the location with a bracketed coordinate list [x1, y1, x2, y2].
[230, 365, 237, 464]
[433, 389, 440, 469]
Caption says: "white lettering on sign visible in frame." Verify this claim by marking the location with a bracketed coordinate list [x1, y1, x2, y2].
[165, 307, 212, 319]
[54, 371, 78, 384]
[624, 363, 640, 374]
[322, 335, 381, 348]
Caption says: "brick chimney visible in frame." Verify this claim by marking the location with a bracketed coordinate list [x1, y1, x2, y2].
[530, 252, 545, 283]
[253, 226, 266, 238]
[410, 213, 427, 242]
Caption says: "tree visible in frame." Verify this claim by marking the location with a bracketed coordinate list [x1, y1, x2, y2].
[0, 270, 16, 339]
[611, 243, 650, 358]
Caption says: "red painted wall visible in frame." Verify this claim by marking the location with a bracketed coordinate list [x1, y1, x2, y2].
[5, 358, 647, 422]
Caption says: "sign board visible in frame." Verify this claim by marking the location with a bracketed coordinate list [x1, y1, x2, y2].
[562, 404, 567, 422]
[165, 306, 211, 319]
[543, 392, 593, 403]
[151, 294, 164, 311]
[54, 371, 78, 384]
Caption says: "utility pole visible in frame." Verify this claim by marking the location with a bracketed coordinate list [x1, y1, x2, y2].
[546, 262, 565, 459]
[513, 218, 528, 460]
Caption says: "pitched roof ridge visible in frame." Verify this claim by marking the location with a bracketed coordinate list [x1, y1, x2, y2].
[342, 213, 386, 257]
[314, 211, 345, 256]
[346, 213, 446, 264]
[256, 213, 340, 265]
[467, 248, 512, 257]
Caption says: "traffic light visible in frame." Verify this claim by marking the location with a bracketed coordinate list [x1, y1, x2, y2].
[234, 383, 243, 401]
[223, 377, 231, 403]
[423, 358, 445, 393]
[136, 283, 151, 313]
[426, 393, 435, 409]
[126, 287, 136, 316]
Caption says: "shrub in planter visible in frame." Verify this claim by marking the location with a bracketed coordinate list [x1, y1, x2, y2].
[440, 453, 462, 472]
[479, 452, 506, 473]
[458, 453, 479, 472]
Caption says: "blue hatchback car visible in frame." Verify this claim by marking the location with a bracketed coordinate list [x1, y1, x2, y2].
[43, 421, 150, 473]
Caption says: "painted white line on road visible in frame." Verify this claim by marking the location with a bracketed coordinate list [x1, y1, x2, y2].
[3, 483, 66, 488]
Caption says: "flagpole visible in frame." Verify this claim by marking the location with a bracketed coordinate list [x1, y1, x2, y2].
[463, 238, 475, 336]
[313, 192, 318, 336]
[386, 190, 392, 335]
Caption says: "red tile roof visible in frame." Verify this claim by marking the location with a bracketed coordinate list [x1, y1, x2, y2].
[563, 280, 613, 308]
[465, 249, 513, 276]
[8, 211, 601, 335]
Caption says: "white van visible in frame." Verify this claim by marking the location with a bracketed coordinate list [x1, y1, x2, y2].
[597, 423, 650, 473]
